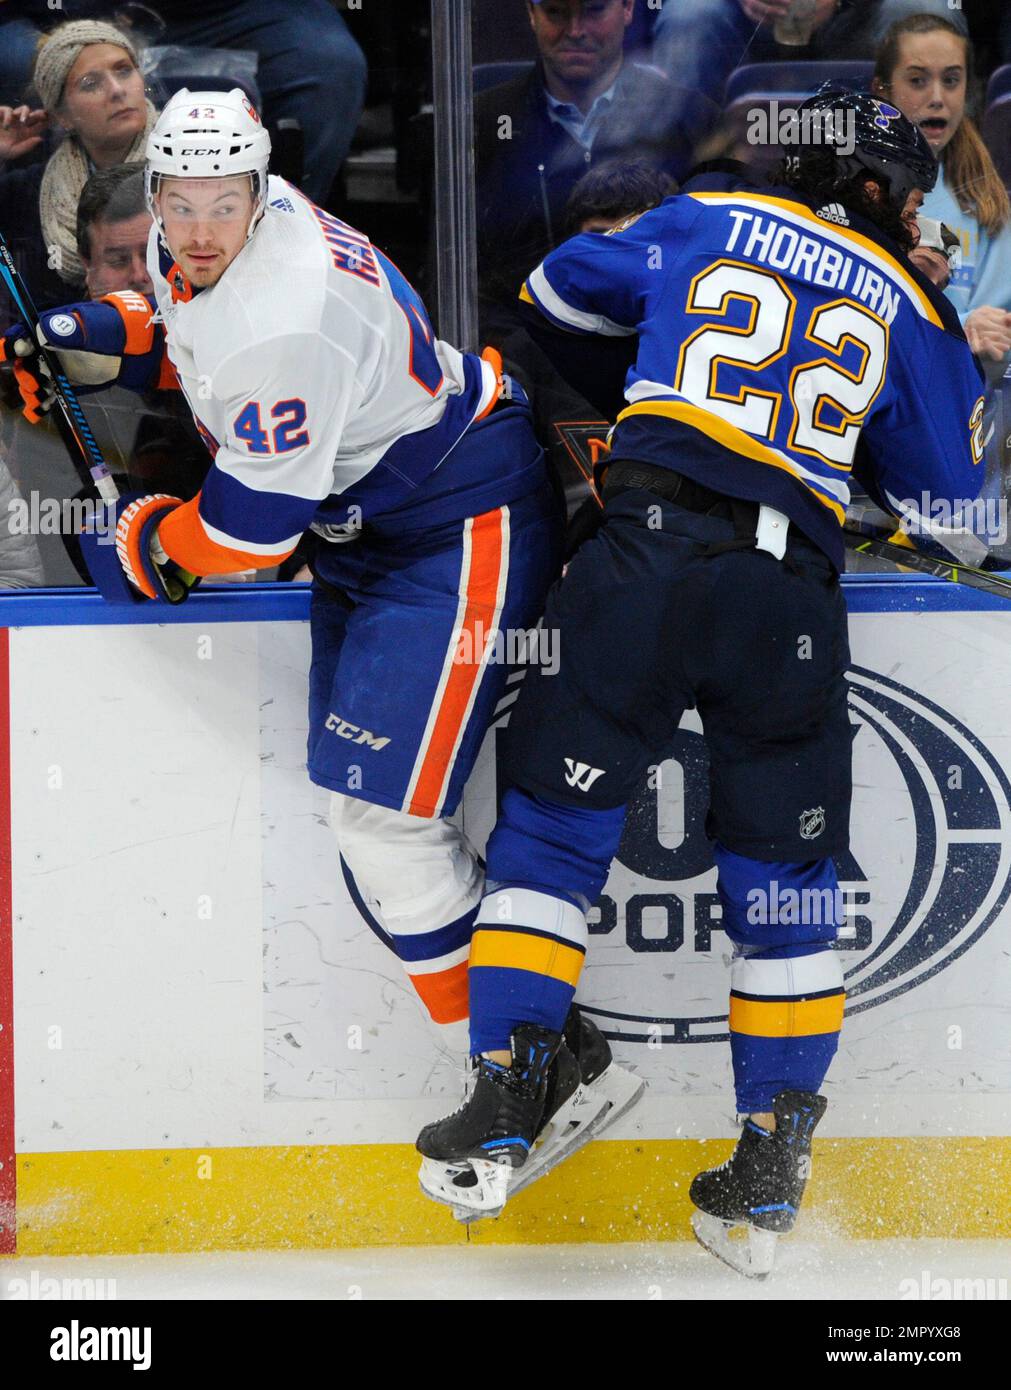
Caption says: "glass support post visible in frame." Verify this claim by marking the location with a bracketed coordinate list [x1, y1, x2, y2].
[431, 0, 478, 352]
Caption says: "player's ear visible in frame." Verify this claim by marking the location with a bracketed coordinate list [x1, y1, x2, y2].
[870, 76, 888, 99]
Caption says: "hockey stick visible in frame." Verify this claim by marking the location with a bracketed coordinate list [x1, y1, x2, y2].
[843, 525, 1011, 600]
[0, 230, 118, 503]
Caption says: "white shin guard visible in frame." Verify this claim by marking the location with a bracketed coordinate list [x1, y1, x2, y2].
[331, 793, 482, 1053]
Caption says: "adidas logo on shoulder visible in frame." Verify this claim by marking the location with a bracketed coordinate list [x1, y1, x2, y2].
[270, 196, 295, 213]
[815, 202, 850, 226]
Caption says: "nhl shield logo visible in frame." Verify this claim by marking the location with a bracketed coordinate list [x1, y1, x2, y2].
[799, 806, 826, 840]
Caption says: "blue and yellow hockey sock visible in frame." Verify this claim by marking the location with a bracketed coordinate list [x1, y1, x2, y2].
[715, 844, 845, 1113]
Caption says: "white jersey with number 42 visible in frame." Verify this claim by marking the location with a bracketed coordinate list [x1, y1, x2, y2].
[148, 175, 498, 572]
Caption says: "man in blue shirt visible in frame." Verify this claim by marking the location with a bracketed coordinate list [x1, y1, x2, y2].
[474, 0, 718, 318]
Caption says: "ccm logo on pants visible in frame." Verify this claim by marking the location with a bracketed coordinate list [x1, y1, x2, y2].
[325, 713, 391, 750]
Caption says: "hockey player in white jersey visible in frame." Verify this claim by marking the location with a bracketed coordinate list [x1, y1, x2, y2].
[0, 89, 643, 1217]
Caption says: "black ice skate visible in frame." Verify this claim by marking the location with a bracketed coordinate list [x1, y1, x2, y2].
[689, 1090, 827, 1279]
[417, 1008, 644, 1221]
[561, 1003, 645, 1137]
[417, 1024, 570, 1217]
[467, 1005, 645, 1221]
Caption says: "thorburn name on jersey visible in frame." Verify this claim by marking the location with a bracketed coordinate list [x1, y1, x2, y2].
[724, 209, 902, 324]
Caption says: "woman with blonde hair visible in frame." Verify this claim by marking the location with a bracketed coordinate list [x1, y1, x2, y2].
[873, 12, 1011, 374]
[0, 18, 157, 298]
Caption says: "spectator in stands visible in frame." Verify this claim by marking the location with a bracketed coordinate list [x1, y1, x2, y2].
[501, 156, 676, 424]
[0, 161, 208, 584]
[152, 1, 366, 206]
[652, 0, 965, 121]
[0, 19, 157, 304]
[872, 13, 1011, 377]
[563, 154, 676, 233]
[474, 0, 718, 316]
[72, 164, 210, 505]
[77, 163, 154, 298]
[0, 2, 366, 205]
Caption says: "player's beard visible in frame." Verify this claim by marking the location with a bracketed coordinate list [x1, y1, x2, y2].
[844, 178, 917, 251]
[772, 156, 917, 252]
[181, 250, 230, 287]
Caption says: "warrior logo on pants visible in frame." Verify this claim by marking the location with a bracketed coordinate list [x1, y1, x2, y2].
[564, 759, 606, 792]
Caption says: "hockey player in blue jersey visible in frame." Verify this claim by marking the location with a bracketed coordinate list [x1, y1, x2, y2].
[0, 88, 644, 1206]
[416, 86, 987, 1272]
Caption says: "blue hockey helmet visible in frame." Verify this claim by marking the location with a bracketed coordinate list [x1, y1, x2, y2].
[796, 82, 938, 208]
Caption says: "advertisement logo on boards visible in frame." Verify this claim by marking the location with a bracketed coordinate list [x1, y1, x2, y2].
[481, 666, 1011, 1045]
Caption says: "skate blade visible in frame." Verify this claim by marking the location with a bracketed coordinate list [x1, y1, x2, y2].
[585, 1060, 645, 1135]
[452, 1062, 645, 1225]
[690, 1211, 778, 1280]
[418, 1155, 513, 1217]
[448, 1089, 595, 1225]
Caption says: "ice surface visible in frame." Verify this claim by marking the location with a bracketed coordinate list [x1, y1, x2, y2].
[2, 1240, 1008, 1301]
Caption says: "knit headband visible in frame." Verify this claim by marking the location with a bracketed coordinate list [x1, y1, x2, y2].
[34, 20, 141, 115]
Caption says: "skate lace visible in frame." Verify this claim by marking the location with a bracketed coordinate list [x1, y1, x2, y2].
[709, 1119, 772, 1175]
[445, 1060, 479, 1118]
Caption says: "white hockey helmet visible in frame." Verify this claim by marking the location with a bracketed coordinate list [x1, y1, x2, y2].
[145, 87, 272, 242]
